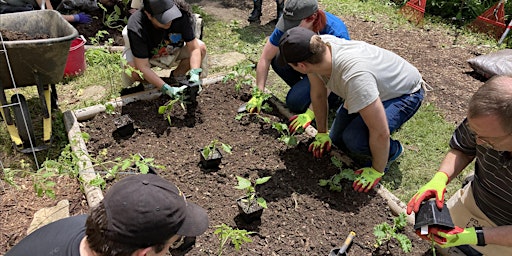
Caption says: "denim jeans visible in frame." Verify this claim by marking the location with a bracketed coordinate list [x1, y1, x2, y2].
[271, 57, 342, 113]
[329, 88, 424, 160]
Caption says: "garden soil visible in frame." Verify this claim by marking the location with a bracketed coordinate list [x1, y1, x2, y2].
[0, 0, 494, 255]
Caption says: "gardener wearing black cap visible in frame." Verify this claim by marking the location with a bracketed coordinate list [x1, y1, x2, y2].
[278, 27, 424, 193]
[122, 0, 206, 99]
[245, 0, 349, 116]
[5, 174, 209, 255]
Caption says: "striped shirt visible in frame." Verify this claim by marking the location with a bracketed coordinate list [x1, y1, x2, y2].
[450, 118, 512, 226]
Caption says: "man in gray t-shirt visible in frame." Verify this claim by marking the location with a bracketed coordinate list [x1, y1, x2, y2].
[278, 27, 424, 193]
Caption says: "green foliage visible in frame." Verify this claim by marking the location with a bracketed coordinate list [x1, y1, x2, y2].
[158, 98, 185, 126]
[98, 3, 127, 31]
[214, 223, 255, 255]
[319, 157, 358, 191]
[374, 213, 412, 253]
[271, 122, 297, 146]
[235, 176, 271, 209]
[201, 139, 232, 159]
[222, 63, 255, 93]
[104, 103, 116, 115]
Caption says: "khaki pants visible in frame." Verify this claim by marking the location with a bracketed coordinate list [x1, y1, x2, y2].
[445, 182, 512, 255]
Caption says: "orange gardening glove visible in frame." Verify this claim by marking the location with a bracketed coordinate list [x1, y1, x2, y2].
[289, 109, 314, 134]
[308, 133, 331, 158]
[406, 172, 449, 215]
[352, 167, 384, 193]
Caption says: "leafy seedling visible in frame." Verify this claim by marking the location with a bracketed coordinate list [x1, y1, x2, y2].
[235, 176, 271, 209]
[319, 157, 357, 191]
[271, 121, 297, 146]
[214, 223, 254, 256]
[374, 213, 412, 253]
[202, 139, 232, 159]
[222, 63, 255, 93]
[158, 97, 185, 126]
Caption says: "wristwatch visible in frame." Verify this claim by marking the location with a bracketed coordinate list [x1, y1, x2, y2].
[475, 227, 486, 246]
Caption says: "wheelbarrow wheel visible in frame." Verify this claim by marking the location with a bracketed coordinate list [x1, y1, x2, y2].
[11, 94, 36, 148]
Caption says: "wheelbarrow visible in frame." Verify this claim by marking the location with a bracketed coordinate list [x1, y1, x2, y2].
[0, 10, 78, 153]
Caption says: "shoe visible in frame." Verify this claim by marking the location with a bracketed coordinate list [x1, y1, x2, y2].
[385, 142, 403, 172]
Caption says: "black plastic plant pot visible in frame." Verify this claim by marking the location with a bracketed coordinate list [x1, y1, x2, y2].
[236, 196, 264, 223]
[414, 200, 455, 230]
[199, 148, 223, 169]
[113, 115, 134, 137]
[180, 80, 199, 104]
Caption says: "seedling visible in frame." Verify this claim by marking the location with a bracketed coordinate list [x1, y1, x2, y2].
[158, 97, 185, 126]
[98, 3, 127, 31]
[235, 176, 271, 209]
[214, 223, 254, 256]
[373, 213, 412, 253]
[319, 157, 358, 192]
[271, 121, 297, 146]
[222, 63, 255, 93]
[201, 139, 232, 159]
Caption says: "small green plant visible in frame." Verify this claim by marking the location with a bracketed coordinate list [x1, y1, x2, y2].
[318, 157, 358, 192]
[271, 121, 297, 146]
[222, 63, 255, 93]
[214, 223, 255, 256]
[104, 103, 116, 115]
[201, 139, 232, 159]
[158, 97, 186, 126]
[373, 213, 412, 253]
[98, 3, 127, 31]
[235, 176, 271, 209]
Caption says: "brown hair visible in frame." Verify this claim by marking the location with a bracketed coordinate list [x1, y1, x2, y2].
[85, 202, 168, 256]
[301, 35, 327, 65]
[468, 75, 512, 133]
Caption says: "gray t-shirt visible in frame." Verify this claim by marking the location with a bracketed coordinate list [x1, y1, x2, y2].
[318, 35, 422, 114]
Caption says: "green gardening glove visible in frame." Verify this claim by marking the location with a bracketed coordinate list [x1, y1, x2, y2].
[188, 68, 202, 85]
[246, 95, 264, 113]
[289, 108, 315, 134]
[406, 172, 449, 215]
[162, 83, 187, 99]
[308, 133, 331, 158]
[430, 226, 478, 248]
[353, 167, 384, 193]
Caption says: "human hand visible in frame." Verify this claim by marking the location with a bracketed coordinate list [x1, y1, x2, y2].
[246, 95, 264, 113]
[406, 172, 449, 214]
[423, 226, 478, 248]
[289, 108, 315, 134]
[308, 133, 331, 158]
[352, 167, 384, 193]
[188, 68, 202, 84]
[162, 83, 187, 99]
[73, 13, 92, 24]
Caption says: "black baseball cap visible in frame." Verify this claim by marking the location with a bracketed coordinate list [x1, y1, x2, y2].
[276, 0, 318, 31]
[103, 174, 208, 246]
[145, 0, 182, 24]
[276, 27, 316, 66]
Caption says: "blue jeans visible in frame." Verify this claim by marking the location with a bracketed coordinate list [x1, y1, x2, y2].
[329, 88, 424, 160]
[271, 57, 342, 113]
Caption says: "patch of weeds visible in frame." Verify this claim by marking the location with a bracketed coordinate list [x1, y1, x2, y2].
[214, 223, 255, 256]
[318, 157, 357, 192]
[271, 122, 297, 146]
[374, 212, 412, 253]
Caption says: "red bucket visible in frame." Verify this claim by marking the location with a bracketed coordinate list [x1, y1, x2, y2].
[64, 36, 86, 77]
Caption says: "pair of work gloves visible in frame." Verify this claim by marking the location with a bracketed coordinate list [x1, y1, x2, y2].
[161, 68, 202, 99]
[407, 172, 481, 248]
[73, 13, 92, 24]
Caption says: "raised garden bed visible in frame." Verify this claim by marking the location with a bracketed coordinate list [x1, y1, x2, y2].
[77, 80, 432, 255]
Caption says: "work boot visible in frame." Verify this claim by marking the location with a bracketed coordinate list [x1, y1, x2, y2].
[276, 0, 284, 20]
[248, 0, 262, 23]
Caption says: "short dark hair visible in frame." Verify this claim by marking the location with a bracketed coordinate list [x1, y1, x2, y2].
[85, 202, 168, 256]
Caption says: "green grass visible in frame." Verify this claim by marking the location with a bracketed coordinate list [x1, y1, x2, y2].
[0, 0, 490, 201]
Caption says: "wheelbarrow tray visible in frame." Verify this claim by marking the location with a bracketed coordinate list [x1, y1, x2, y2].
[0, 10, 78, 88]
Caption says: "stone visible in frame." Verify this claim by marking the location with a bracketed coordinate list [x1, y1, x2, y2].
[27, 199, 70, 235]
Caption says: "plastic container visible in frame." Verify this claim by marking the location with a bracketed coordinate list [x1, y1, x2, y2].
[0, 10, 78, 88]
[414, 200, 455, 231]
[64, 36, 86, 77]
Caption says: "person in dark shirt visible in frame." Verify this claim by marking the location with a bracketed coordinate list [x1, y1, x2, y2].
[122, 0, 206, 99]
[407, 75, 512, 255]
[6, 174, 209, 256]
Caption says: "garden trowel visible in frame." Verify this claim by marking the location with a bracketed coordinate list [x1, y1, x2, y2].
[237, 102, 248, 113]
[329, 231, 356, 256]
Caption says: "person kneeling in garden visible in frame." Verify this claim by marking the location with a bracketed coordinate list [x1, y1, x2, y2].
[122, 0, 207, 99]
[407, 75, 512, 255]
[5, 174, 209, 256]
[278, 27, 425, 193]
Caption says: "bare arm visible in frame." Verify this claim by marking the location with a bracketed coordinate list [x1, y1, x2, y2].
[255, 40, 279, 91]
[483, 225, 512, 247]
[133, 57, 166, 89]
[437, 148, 475, 182]
[309, 74, 328, 133]
[359, 99, 390, 173]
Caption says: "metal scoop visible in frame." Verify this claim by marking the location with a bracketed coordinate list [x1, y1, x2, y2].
[329, 231, 356, 256]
